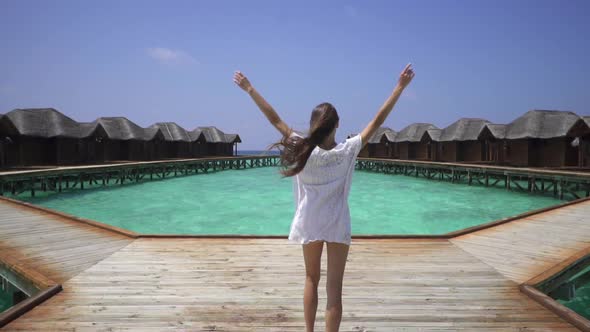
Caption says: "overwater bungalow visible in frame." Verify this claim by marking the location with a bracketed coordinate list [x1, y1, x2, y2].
[0, 108, 93, 166]
[188, 128, 207, 157]
[358, 127, 396, 158]
[477, 123, 507, 164]
[0, 108, 242, 168]
[150, 122, 192, 159]
[567, 116, 590, 168]
[198, 126, 240, 156]
[422, 118, 490, 163]
[92, 117, 164, 162]
[420, 128, 441, 161]
[224, 133, 242, 156]
[395, 123, 438, 160]
[498, 110, 580, 167]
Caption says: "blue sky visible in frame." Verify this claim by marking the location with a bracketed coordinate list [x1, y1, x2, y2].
[1, 1, 589, 149]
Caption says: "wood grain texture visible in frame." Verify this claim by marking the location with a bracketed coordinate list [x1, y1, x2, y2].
[0, 199, 132, 284]
[451, 200, 590, 283]
[4, 239, 576, 331]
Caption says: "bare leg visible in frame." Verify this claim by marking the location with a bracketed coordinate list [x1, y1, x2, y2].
[302, 241, 324, 332]
[325, 241, 349, 332]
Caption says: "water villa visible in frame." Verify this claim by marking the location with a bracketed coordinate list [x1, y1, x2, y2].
[363, 110, 590, 171]
[0, 108, 240, 169]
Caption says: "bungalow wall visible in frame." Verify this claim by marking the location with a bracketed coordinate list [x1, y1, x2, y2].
[358, 145, 370, 158]
[177, 142, 192, 158]
[102, 140, 123, 161]
[397, 142, 408, 159]
[438, 142, 457, 162]
[422, 142, 436, 161]
[0, 139, 20, 167]
[80, 138, 106, 163]
[219, 143, 234, 156]
[529, 137, 578, 167]
[190, 142, 206, 157]
[391, 143, 400, 159]
[505, 138, 577, 167]
[373, 144, 389, 158]
[458, 140, 485, 162]
[412, 142, 430, 160]
[578, 136, 590, 167]
[505, 139, 529, 167]
[54, 137, 83, 165]
[483, 140, 505, 164]
[156, 141, 191, 159]
[18, 137, 55, 165]
[121, 140, 147, 160]
[582, 137, 590, 167]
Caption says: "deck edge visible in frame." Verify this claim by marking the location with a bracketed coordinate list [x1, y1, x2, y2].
[519, 284, 590, 332]
[0, 196, 139, 238]
[0, 284, 62, 329]
[446, 195, 590, 238]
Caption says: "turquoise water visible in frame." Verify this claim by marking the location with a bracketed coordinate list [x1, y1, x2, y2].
[555, 264, 590, 320]
[21, 167, 560, 235]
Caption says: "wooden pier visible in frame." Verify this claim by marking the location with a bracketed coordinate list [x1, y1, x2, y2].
[2, 156, 589, 200]
[0, 156, 280, 197]
[1, 195, 589, 330]
[358, 158, 590, 200]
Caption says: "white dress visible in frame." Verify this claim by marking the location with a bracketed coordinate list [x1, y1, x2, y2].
[288, 134, 363, 245]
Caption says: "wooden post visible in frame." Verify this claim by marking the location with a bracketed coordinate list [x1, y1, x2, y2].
[30, 177, 35, 197]
[559, 180, 564, 200]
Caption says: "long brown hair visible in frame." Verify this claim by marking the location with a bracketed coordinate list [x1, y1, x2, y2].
[272, 102, 339, 177]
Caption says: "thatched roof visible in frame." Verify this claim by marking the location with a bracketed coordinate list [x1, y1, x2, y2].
[224, 134, 242, 143]
[482, 124, 507, 139]
[368, 127, 397, 144]
[0, 108, 241, 143]
[198, 126, 227, 143]
[2, 108, 90, 138]
[188, 128, 206, 142]
[422, 128, 442, 142]
[395, 123, 438, 142]
[504, 110, 579, 139]
[566, 116, 590, 138]
[92, 117, 163, 141]
[150, 122, 191, 142]
[437, 118, 490, 142]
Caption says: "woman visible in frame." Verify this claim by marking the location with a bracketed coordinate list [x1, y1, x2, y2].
[234, 64, 415, 332]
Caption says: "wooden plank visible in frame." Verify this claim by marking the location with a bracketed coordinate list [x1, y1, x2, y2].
[0, 200, 133, 284]
[4, 239, 576, 331]
[451, 200, 590, 283]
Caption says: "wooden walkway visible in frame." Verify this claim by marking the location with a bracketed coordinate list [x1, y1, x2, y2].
[3, 239, 578, 331]
[1, 199, 589, 330]
[451, 200, 590, 283]
[0, 199, 132, 284]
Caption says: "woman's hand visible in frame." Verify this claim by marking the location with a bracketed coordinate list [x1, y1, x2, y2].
[233, 71, 253, 93]
[397, 63, 415, 89]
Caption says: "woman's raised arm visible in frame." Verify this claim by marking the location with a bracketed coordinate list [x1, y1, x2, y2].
[233, 71, 291, 137]
[360, 64, 415, 147]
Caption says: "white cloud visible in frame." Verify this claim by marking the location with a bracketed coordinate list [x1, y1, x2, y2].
[147, 47, 197, 65]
